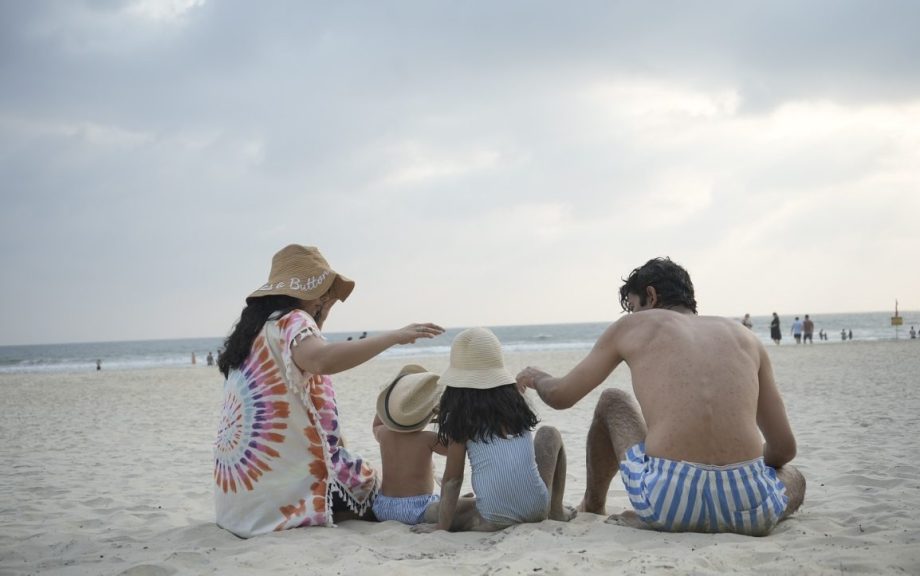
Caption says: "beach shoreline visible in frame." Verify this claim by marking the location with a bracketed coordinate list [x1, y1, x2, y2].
[2, 341, 919, 575]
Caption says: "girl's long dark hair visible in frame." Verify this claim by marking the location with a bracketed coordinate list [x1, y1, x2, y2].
[217, 295, 302, 377]
[437, 384, 539, 445]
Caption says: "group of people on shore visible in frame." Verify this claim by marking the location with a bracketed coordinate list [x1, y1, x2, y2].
[213, 245, 804, 539]
[744, 313, 854, 345]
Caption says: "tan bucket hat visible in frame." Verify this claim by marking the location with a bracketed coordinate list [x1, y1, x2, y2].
[439, 327, 515, 390]
[376, 364, 443, 432]
[247, 244, 355, 304]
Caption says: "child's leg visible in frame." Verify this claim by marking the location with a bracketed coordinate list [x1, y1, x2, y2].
[421, 497, 504, 532]
[534, 426, 577, 522]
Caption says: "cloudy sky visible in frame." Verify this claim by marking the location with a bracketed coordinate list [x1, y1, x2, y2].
[1, 1, 918, 345]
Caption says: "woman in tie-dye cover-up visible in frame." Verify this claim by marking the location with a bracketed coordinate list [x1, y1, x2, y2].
[215, 244, 444, 538]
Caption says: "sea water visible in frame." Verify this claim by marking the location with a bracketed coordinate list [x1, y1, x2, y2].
[1, 311, 916, 374]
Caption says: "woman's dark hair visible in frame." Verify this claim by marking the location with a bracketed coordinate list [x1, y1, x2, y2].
[618, 257, 697, 314]
[217, 295, 303, 377]
[437, 384, 539, 445]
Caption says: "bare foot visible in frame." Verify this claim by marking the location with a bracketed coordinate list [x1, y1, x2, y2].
[576, 498, 606, 515]
[605, 509, 648, 530]
[549, 505, 578, 522]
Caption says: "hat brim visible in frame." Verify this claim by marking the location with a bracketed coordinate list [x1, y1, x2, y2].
[439, 366, 516, 390]
[376, 364, 437, 432]
[330, 273, 355, 302]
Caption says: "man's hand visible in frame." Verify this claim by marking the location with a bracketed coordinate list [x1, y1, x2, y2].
[516, 366, 549, 394]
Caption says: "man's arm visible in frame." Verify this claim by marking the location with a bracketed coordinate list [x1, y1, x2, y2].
[517, 322, 625, 409]
[756, 346, 797, 468]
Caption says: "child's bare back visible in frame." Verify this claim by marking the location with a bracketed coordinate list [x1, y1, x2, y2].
[374, 425, 445, 497]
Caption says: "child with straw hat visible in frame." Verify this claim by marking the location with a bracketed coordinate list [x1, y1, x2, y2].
[372, 364, 473, 526]
[413, 327, 576, 532]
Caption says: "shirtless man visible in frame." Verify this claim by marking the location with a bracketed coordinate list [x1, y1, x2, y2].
[517, 258, 805, 536]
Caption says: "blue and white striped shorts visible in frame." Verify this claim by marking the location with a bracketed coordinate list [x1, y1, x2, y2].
[620, 442, 788, 536]
[372, 493, 439, 525]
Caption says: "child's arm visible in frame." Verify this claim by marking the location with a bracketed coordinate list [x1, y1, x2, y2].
[428, 432, 448, 457]
[436, 440, 466, 531]
[372, 414, 385, 443]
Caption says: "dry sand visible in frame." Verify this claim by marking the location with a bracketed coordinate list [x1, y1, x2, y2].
[2, 340, 919, 575]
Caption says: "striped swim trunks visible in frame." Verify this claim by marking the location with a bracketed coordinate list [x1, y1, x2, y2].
[619, 442, 788, 536]
[372, 493, 439, 525]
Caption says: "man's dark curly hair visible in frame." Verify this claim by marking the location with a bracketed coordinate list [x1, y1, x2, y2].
[618, 257, 697, 314]
[437, 384, 539, 445]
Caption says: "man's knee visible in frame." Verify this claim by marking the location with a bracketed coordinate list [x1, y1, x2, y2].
[595, 388, 634, 415]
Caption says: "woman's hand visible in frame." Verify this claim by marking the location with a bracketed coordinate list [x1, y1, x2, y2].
[390, 323, 445, 345]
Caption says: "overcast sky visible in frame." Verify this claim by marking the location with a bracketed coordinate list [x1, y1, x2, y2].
[1, 1, 918, 345]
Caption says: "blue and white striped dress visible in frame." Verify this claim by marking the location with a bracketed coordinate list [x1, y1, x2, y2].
[467, 431, 549, 526]
[620, 442, 788, 536]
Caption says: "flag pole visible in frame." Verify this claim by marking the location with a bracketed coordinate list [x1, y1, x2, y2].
[892, 299, 902, 339]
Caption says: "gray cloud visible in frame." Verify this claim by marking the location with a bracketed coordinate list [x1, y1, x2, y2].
[1, 1, 919, 344]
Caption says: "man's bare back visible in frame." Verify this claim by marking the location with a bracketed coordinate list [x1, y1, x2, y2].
[610, 309, 766, 464]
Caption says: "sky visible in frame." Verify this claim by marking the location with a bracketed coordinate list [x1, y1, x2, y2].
[1, 1, 919, 346]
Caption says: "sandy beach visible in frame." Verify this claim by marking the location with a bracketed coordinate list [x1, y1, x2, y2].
[2, 340, 919, 575]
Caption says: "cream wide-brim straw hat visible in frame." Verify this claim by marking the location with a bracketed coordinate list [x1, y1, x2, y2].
[246, 244, 355, 304]
[439, 327, 515, 390]
[376, 364, 443, 432]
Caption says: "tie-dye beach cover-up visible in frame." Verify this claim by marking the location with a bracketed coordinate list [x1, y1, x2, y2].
[214, 310, 378, 538]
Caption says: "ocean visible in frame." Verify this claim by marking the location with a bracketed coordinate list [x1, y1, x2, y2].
[1, 311, 916, 374]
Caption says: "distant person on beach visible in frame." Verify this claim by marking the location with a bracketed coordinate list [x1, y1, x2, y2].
[741, 313, 753, 329]
[414, 328, 575, 533]
[191, 352, 196, 365]
[803, 315, 814, 344]
[770, 312, 782, 345]
[841, 329, 847, 341]
[911, 326, 917, 339]
[206, 351, 214, 366]
[214, 244, 444, 538]
[517, 258, 805, 536]
[848, 329, 853, 340]
[96, 359, 102, 371]
[372, 365, 454, 526]
[791, 316, 803, 344]
[359, 331, 368, 339]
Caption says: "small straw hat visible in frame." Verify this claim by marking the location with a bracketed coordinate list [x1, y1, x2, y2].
[439, 327, 515, 390]
[247, 244, 355, 304]
[376, 364, 443, 432]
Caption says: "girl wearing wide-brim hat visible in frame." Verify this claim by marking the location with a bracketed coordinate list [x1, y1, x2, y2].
[214, 244, 444, 538]
[412, 327, 576, 533]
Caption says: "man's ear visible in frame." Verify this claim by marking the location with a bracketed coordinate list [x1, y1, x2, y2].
[646, 286, 659, 308]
